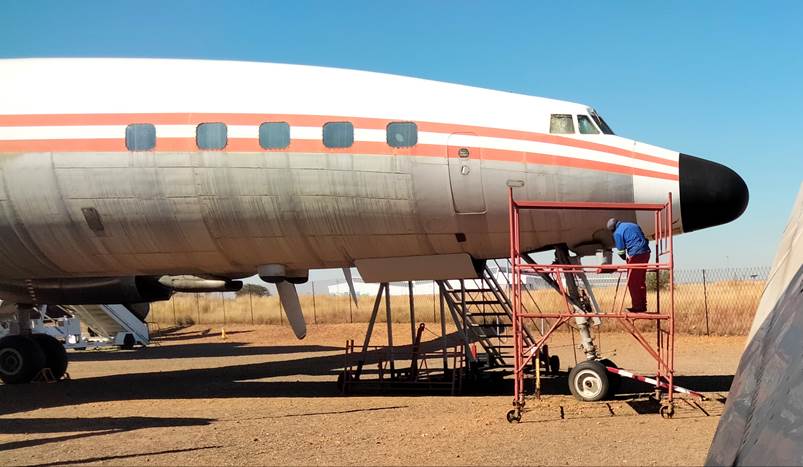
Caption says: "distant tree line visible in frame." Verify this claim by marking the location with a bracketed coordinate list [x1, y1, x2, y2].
[235, 283, 271, 297]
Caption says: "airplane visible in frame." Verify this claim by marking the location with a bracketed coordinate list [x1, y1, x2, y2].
[0, 58, 748, 384]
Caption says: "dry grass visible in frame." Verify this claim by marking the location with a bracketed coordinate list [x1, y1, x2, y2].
[149, 279, 765, 336]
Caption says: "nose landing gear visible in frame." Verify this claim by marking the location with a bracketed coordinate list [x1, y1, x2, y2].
[568, 360, 610, 402]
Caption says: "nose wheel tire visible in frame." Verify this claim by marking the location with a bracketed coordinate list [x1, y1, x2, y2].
[30, 334, 69, 381]
[0, 335, 46, 384]
[568, 360, 610, 402]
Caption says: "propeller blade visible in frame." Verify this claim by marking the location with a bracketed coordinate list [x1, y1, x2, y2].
[342, 267, 359, 306]
[276, 281, 306, 339]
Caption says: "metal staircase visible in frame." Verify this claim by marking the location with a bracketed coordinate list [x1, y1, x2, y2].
[61, 304, 150, 346]
[437, 263, 537, 370]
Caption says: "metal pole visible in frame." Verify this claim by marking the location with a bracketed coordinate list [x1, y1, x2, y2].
[312, 281, 317, 325]
[349, 287, 353, 323]
[535, 348, 541, 398]
[384, 282, 395, 376]
[221, 291, 226, 326]
[172, 296, 177, 325]
[196, 293, 200, 324]
[408, 281, 416, 344]
[433, 282, 436, 323]
[354, 284, 384, 379]
[702, 269, 710, 336]
[440, 286, 447, 371]
[279, 290, 284, 325]
[248, 289, 254, 325]
[460, 279, 470, 363]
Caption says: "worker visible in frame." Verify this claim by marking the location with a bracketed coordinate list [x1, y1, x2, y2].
[607, 218, 651, 312]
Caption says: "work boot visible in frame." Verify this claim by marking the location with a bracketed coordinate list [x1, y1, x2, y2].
[626, 307, 648, 313]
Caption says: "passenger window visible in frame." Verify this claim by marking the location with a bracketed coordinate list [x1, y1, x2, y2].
[578, 115, 600, 134]
[125, 123, 156, 151]
[386, 122, 418, 148]
[259, 122, 290, 149]
[323, 122, 354, 148]
[549, 114, 575, 134]
[196, 123, 227, 150]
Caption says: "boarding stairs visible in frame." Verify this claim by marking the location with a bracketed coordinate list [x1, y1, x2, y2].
[437, 263, 537, 370]
[59, 304, 149, 346]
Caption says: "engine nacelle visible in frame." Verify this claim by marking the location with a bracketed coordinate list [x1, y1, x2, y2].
[0, 276, 172, 305]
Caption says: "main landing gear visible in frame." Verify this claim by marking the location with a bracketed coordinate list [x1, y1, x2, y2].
[0, 334, 69, 384]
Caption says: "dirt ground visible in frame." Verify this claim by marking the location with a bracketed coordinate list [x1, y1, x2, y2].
[0, 324, 745, 466]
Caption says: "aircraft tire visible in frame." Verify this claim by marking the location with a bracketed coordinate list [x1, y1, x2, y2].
[568, 360, 609, 402]
[0, 335, 46, 384]
[30, 334, 68, 380]
[119, 333, 136, 350]
[549, 355, 560, 375]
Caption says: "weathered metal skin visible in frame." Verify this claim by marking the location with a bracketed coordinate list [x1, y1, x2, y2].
[0, 151, 635, 279]
[0, 58, 752, 296]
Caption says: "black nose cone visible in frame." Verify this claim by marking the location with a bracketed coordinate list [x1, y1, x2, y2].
[679, 153, 749, 233]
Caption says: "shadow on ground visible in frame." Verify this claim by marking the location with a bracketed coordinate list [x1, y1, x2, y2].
[0, 416, 214, 451]
[33, 446, 222, 467]
[0, 330, 734, 416]
[68, 343, 340, 361]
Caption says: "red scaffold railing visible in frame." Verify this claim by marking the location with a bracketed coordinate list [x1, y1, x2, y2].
[508, 188, 680, 419]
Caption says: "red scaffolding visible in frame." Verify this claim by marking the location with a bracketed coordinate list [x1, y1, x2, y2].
[507, 188, 689, 422]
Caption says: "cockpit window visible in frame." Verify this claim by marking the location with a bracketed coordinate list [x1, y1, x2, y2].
[588, 109, 615, 135]
[577, 115, 600, 134]
[549, 114, 575, 134]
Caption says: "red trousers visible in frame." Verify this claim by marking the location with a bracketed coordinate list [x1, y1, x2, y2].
[627, 252, 651, 310]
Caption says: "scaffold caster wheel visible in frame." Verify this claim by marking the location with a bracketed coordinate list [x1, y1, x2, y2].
[506, 409, 522, 424]
[660, 405, 675, 419]
[568, 360, 609, 402]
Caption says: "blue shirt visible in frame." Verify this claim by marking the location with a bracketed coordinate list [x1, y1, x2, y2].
[613, 221, 651, 257]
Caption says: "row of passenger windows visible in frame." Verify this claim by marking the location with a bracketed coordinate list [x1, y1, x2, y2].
[124, 121, 419, 151]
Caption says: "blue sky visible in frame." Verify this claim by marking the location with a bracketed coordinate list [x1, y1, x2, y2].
[1, 0, 801, 275]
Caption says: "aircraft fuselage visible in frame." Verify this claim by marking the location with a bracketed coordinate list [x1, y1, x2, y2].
[0, 58, 748, 285]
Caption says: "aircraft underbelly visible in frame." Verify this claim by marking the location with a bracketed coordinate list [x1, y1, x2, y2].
[0, 151, 638, 279]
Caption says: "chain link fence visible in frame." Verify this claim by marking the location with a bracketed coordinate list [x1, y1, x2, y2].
[149, 266, 771, 336]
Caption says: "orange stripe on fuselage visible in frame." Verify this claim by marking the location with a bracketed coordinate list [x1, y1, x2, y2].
[0, 138, 126, 152]
[0, 112, 679, 169]
[0, 137, 679, 181]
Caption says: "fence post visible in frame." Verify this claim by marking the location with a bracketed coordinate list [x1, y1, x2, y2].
[311, 281, 317, 325]
[702, 269, 710, 336]
[433, 281, 436, 323]
[221, 291, 226, 326]
[349, 287, 353, 323]
[248, 289, 254, 325]
[172, 297, 177, 325]
[279, 292, 284, 325]
[196, 293, 201, 325]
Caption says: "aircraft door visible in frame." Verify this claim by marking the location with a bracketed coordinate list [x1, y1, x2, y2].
[447, 133, 486, 214]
